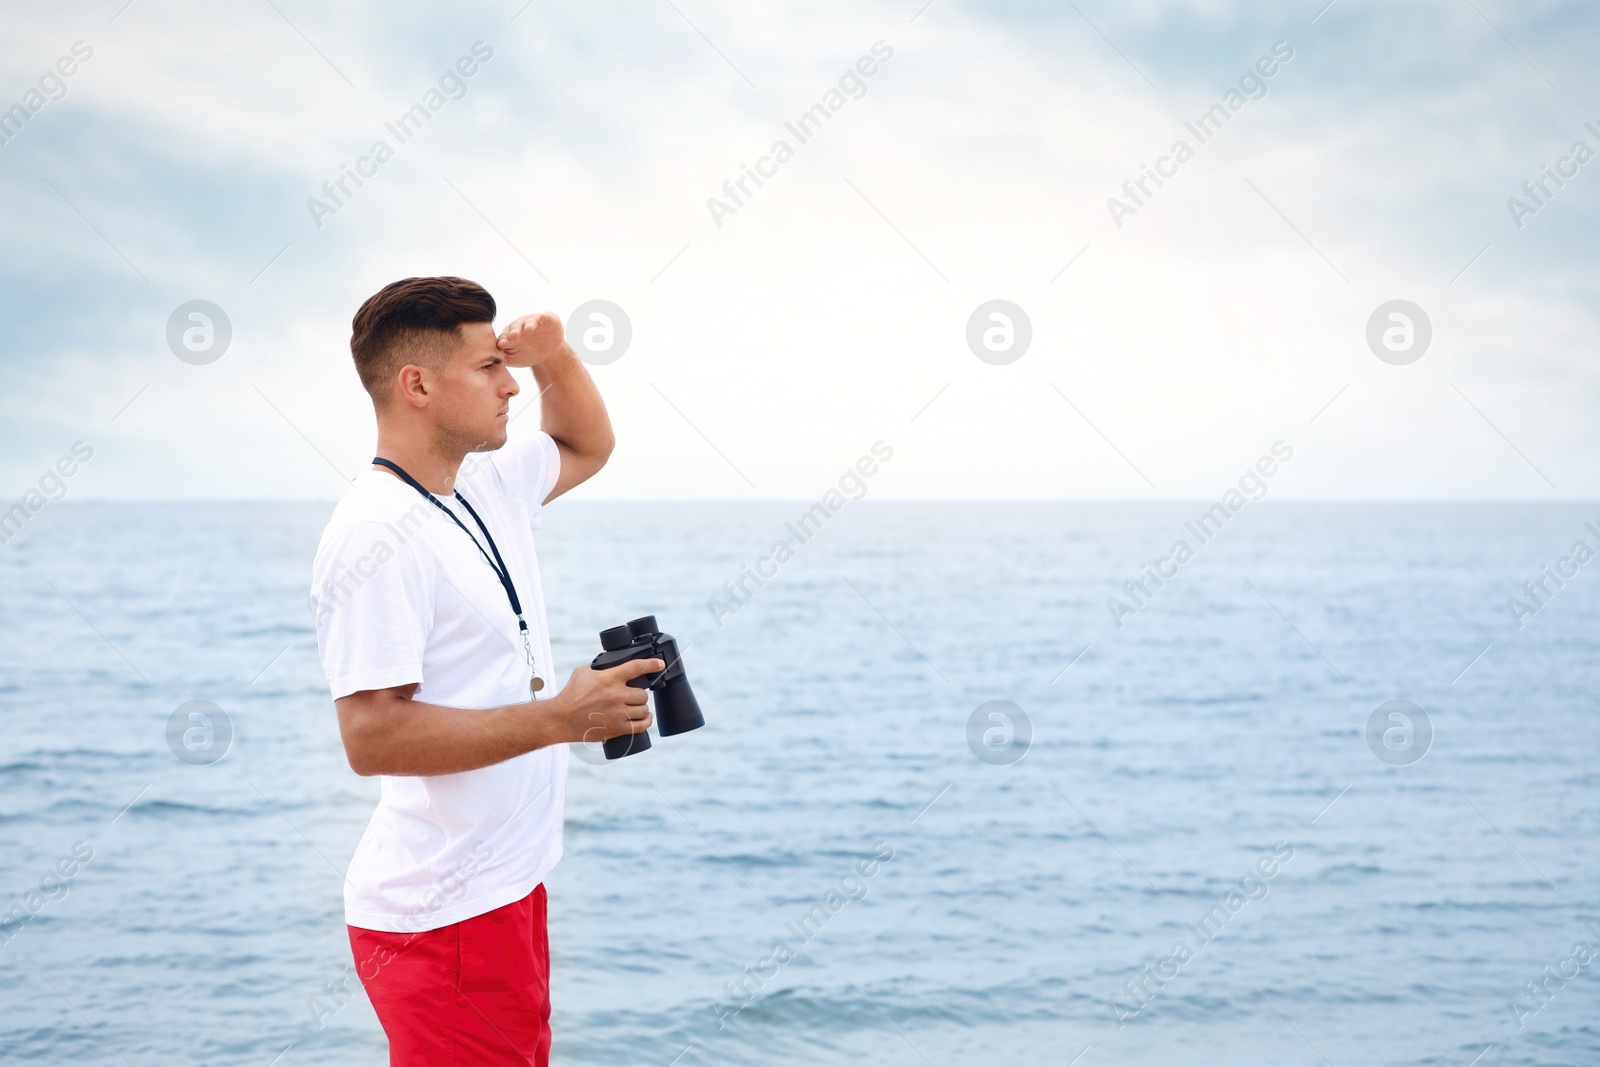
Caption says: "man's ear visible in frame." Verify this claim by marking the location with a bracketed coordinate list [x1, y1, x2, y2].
[395, 364, 431, 409]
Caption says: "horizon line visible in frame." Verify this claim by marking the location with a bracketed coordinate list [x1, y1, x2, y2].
[36, 497, 1600, 506]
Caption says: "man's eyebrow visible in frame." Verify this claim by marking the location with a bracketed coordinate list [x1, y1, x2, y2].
[483, 354, 505, 366]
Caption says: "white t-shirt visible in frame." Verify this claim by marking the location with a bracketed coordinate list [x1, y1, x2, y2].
[309, 430, 567, 933]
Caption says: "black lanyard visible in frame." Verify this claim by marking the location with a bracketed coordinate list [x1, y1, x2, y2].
[372, 457, 543, 691]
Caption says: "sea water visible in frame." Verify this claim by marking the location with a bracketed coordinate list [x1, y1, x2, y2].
[1, 501, 1596, 1065]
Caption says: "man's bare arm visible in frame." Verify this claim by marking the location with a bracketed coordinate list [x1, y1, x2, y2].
[496, 312, 614, 503]
[336, 658, 661, 777]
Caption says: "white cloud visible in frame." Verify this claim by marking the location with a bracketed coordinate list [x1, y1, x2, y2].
[1, 0, 1595, 500]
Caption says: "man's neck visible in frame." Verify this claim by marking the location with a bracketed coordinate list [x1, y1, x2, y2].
[373, 432, 465, 495]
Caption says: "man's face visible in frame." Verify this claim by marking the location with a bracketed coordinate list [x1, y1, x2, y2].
[430, 322, 519, 452]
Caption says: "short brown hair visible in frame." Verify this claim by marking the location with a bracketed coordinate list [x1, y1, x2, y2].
[349, 276, 497, 400]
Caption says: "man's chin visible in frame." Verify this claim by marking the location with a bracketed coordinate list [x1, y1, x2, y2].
[465, 429, 509, 454]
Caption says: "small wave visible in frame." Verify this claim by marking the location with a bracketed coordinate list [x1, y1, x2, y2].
[1314, 862, 1385, 882]
[18, 747, 137, 763]
[123, 798, 259, 819]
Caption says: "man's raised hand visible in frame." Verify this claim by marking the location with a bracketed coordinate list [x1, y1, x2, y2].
[496, 312, 568, 369]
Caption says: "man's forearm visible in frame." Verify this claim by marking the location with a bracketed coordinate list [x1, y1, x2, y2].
[340, 694, 557, 777]
[337, 659, 659, 777]
[532, 344, 613, 462]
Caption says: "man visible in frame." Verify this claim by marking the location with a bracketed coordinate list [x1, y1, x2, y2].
[310, 276, 659, 1065]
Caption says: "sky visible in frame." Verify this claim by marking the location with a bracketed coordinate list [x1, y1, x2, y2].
[1, 0, 1596, 501]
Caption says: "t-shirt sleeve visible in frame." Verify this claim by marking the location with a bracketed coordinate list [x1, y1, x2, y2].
[310, 520, 434, 701]
[480, 429, 561, 522]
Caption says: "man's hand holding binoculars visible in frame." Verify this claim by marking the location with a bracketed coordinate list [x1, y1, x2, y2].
[540, 658, 664, 746]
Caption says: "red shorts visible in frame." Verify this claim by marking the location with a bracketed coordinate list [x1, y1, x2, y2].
[348, 884, 551, 1066]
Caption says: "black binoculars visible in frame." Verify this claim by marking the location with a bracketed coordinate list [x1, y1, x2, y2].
[590, 615, 703, 760]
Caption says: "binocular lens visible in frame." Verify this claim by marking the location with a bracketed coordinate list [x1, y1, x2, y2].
[654, 676, 704, 737]
[602, 729, 652, 761]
